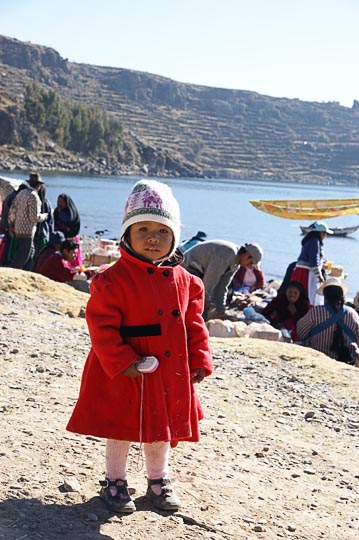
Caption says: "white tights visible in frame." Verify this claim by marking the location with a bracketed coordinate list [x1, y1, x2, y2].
[105, 439, 170, 482]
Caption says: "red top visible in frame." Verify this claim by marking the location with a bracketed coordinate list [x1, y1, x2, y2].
[38, 252, 76, 282]
[67, 247, 213, 447]
[233, 265, 265, 290]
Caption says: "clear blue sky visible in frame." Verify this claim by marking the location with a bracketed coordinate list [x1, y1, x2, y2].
[1, 0, 358, 107]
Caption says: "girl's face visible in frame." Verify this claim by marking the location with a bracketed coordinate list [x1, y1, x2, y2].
[129, 221, 174, 261]
[63, 248, 78, 263]
[57, 196, 66, 210]
[286, 286, 300, 303]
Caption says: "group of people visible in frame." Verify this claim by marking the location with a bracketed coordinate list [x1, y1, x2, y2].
[179, 218, 359, 367]
[0, 173, 88, 290]
[1, 176, 358, 515]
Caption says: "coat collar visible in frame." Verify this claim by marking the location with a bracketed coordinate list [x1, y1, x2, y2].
[120, 243, 184, 269]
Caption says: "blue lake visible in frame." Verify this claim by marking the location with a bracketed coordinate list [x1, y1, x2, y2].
[2, 171, 359, 297]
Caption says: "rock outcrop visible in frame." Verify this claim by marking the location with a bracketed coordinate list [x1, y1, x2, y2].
[1, 34, 359, 183]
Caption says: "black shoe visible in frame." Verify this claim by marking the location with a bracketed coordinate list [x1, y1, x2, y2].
[99, 478, 136, 513]
[146, 478, 182, 511]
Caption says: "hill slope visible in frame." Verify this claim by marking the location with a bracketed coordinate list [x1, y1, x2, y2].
[1, 34, 359, 183]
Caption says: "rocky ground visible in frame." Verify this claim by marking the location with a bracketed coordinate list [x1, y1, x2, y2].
[0, 267, 358, 540]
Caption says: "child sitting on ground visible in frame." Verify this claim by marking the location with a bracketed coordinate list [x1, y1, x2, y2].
[66, 179, 213, 513]
[261, 280, 311, 342]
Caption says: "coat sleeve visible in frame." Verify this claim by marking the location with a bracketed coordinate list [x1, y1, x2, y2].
[255, 269, 265, 289]
[85, 273, 140, 380]
[184, 275, 213, 376]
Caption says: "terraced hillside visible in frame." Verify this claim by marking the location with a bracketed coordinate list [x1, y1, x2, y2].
[1, 34, 359, 183]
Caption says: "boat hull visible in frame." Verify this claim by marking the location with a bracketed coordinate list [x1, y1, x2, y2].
[300, 225, 359, 237]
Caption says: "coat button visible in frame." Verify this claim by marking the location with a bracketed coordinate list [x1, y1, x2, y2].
[172, 309, 180, 316]
[165, 351, 171, 357]
[158, 309, 164, 315]
[162, 270, 170, 276]
[147, 268, 155, 274]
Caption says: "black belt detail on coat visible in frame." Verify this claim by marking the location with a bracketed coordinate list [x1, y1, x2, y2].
[120, 324, 162, 338]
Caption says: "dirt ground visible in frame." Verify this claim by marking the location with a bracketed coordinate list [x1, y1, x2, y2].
[0, 267, 358, 540]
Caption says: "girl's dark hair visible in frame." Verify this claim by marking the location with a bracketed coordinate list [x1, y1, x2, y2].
[323, 285, 345, 313]
[301, 230, 323, 246]
[60, 240, 79, 253]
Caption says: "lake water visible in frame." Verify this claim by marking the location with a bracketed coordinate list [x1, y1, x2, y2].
[2, 171, 359, 298]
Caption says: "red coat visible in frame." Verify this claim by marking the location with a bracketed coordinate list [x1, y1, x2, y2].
[67, 247, 213, 447]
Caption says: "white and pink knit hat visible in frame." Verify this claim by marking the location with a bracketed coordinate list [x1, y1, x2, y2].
[121, 180, 181, 254]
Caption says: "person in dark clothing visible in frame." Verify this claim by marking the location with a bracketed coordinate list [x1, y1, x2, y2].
[33, 231, 65, 273]
[54, 193, 81, 238]
[54, 193, 82, 266]
[35, 184, 54, 254]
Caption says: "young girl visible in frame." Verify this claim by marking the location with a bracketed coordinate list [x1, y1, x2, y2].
[261, 280, 311, 342]
[67, 179, 213, 513]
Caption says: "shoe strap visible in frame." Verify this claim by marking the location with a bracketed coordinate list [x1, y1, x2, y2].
[148, 477, 172, 486]
[99, 478, 128, 488]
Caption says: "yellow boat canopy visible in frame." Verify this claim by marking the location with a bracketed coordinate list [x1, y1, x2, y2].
[250, 198, 359, 220]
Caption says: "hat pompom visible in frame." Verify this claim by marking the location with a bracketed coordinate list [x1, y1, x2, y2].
[121, 180, 181, 256]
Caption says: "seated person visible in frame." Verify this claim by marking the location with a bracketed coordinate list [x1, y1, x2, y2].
[180, 230, 207, 252]
[232, 260, 265, 293]
[297, 278, 359, 364]
[261, 280, 311, 342]
[33, 231, 65, 272]
[38, 239, 91, 292]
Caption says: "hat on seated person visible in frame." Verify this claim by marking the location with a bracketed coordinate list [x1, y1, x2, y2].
[317, 277, 348, 296]
[49, 231, 65, 246]
[244, 242, 263, 264]
[329, 264, 348, 279]
[308, 221, 333, 234]
[28, 173, 45, 187]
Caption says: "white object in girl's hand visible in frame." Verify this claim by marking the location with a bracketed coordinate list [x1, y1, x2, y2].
[136, 356, 159, 374]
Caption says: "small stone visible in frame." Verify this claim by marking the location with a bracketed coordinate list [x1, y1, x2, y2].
[86, 513, 98, 521]
[305, 411, 315, 420]
[63, 476, 81, 492]
[288, 525, 296, 532]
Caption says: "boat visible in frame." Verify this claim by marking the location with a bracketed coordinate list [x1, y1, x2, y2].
[300, 224, 359, 237]
[250, 198, 359, 219]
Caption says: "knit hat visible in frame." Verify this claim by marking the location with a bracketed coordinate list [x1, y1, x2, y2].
[121, 180, 181, 255]
[49, 231, 65, 246]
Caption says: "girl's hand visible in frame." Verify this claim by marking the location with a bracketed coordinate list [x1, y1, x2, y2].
[191, 368, 206, 383]
[121, 362, 143, 378]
